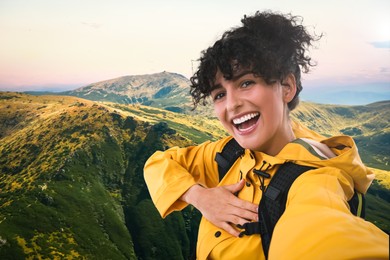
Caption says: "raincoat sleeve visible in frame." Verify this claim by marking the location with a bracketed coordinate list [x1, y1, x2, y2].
[269, 167, 389, 259]
[144, 139, 226, 218]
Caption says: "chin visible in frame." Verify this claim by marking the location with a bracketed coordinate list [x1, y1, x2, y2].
[234, 137, 259, 151]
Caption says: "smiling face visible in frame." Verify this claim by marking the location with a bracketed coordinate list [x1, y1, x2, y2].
[211, 69, 297, 155]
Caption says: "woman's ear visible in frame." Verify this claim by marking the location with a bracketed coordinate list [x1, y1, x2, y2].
[282, 73, 297, 103]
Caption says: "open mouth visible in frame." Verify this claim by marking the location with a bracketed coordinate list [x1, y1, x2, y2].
[232, 112, 260, 131]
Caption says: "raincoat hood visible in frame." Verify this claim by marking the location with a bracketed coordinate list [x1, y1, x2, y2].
[287, 123, 375, 195]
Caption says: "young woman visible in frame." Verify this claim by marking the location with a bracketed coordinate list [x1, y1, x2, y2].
[144, 11, 388, 259]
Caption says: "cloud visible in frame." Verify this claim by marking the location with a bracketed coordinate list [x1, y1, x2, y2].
[380, 67, 389, 73]
[81, 22, 103, 29]
[369, 41, 390, 49]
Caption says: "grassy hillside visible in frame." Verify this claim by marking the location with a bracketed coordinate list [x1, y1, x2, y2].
[0, 92, 389, 259]
[291, 101, 390, 170]
[0, 92, 198, 259]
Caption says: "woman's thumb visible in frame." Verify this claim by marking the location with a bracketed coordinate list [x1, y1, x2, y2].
[224, 179, 245, 194]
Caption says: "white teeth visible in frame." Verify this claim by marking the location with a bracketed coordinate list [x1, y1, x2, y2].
[233, 113, 259, 125]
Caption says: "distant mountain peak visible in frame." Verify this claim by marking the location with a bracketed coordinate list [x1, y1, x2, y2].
[74, 71, 189, 92]
[61, 72, 192, 112]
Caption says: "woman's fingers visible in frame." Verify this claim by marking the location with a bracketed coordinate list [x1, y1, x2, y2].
[191, 180, 260, 237]
[221, 222, 241, 237]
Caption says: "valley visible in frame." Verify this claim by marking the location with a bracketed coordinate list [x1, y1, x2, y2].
[0, 85, 389, 258]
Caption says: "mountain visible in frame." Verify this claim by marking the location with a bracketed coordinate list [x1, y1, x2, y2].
[0, 92, 225, 259]
[291, 101, 390, 170]
[0, 92, 389, 258]
[60, 71, 194, 113]
[301, 90, 390, 106]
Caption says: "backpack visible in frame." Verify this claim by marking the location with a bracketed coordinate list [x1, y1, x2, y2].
[215, 138, 366, 259]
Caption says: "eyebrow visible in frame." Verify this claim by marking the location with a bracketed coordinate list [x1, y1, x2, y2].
[231, 70, 253, 81]
[211, 70, 253, 91]
[210, 83, 222, 94]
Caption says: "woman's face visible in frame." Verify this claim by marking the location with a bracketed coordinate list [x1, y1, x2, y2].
[211, 69, 296, 155]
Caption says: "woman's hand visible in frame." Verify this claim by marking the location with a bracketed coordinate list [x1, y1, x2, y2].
[181, 179, 258, 237]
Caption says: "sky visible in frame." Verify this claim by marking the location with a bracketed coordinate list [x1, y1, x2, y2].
[1, 0, 390, 96]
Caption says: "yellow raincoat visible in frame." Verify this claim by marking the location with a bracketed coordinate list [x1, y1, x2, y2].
[144, 122, 389, 259]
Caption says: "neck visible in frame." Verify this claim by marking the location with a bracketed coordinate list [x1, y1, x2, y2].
[263, 119, 296, 156]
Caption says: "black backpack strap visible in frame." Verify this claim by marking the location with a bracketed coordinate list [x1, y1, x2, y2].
[250, 162, 366, 258]
[215, 138, 245, 181]
[258, 162, 314, 258]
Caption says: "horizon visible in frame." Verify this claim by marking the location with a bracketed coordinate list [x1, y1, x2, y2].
[3, 70, 388, 106]
[1, 0, 389, 102]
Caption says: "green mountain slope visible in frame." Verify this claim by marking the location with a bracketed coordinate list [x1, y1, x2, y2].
[60, 71, 193, 113]
[0, 92, 389, 259]
[291, 101, 390, 170]
[0, 93, 198, 259]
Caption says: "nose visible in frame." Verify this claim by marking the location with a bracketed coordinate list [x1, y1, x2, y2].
[226, 88, 242, 112]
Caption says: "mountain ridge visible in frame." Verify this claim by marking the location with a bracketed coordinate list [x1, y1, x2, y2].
[60, 71, 194, 113]
[0, 92, 195, 258]
[18, 71, 389, 106]
[1, 92, 389, 258]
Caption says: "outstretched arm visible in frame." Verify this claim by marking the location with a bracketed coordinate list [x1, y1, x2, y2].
[270, 169, 389, 259]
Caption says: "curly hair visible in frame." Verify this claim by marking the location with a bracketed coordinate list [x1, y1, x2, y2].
[190, 11, 321, 110]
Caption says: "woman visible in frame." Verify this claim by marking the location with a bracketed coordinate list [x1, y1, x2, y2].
[144, 11, 388, 259]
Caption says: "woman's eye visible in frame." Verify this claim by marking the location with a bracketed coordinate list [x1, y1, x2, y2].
[213, 92, 225, 101]
[241, 80, 254, 88]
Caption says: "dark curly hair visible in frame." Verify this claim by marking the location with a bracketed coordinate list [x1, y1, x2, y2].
[190, 11, 321, 110]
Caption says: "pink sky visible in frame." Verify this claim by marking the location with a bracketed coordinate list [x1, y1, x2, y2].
[0, 0, 389, 92]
